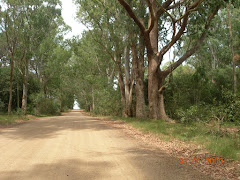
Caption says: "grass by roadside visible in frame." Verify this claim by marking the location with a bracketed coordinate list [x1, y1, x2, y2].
[0, 114, 31, 125]
[110, 116, 240, 161]
[0, 109, 71, 126]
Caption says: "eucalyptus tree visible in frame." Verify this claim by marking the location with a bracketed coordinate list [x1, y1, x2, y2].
[117, 0, 231, 120]
[69, 32, 121, 115]
[75, 0, 134, 116]
[226, 2, 240, 93]
[0, 0, 26, 114]
[0, 0, 67, 114]
[75, 0, 148, 117]
[20, 0, 64, 114]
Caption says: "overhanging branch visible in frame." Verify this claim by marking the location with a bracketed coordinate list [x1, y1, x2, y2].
[117, 0, 146, 33]
[163, 6, 220, 76]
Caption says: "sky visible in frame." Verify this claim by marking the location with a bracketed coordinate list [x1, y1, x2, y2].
[61, 0, 86, 39]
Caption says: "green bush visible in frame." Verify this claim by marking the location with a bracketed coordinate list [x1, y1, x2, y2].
[175, 103, 212, 124]
[29, 93, 60, 115]
[0, 99, 4, 112]
[37, 98, 60, 115]
[220, 90, 240, 124]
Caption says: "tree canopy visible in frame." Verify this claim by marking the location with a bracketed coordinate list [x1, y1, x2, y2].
[0, 0, 239, 125]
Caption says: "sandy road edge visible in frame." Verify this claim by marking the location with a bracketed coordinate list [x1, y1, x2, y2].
[0, 115, 40, 130]
[81, 111, 240, 180]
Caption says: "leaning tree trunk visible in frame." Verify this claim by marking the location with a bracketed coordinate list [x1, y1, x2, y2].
[158, 72, 171, 121]
[8, 58, 14, 115]
[22, 59, 29, 115]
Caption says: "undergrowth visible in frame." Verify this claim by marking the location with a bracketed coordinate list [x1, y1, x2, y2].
[0, 114, 30, 125]
[111, 116, 240, 161]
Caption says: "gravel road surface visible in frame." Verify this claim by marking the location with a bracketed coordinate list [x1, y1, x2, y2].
[0, 110, 211, 180]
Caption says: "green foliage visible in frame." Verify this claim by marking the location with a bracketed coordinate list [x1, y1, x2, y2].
[36, 98, 60, 115]
[93, 87, 122, 116]
[219, 90, 240, 123]
[0, 99, 4, 112]
[0, 114, 29, 125]
[175, 104, 208, 124]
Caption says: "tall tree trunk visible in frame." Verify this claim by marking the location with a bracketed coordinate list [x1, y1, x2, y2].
[116, 55, 126, 117]
[131, 38, 146, 118]
[92, 87, 95, 112]
[148, 60, 160, 119]
[17, 79, 20, 112]
[8, 58, 14, 115]
[22, 59, 29, 115]
[147, 14, 161, 119]
[124, 46, 134, 117]
[227, 3, 237, 93]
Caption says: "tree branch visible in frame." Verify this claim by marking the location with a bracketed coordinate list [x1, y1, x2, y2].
[145, 0, 155, 33]
[117, 0, 146, 33]
[160, 13, 189, 57]
[154, 0, 176, 22]
[166, 0, 184, 10]
[156, 0, 174, 18]
[163, 6, 220, 76]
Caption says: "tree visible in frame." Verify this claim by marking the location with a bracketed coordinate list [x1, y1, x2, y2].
[0, 0, 28, 114]
[117, 0, 226, 120]
[0, 0, 70, 114]
[75, 0, 147, 117]
[69, 32, 121, 115]
[20, 0, 63, 114]
[227, 3, 237, 93]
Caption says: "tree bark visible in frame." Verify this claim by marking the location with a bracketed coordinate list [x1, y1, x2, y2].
[148, 55, 160, 119]
[158, 77, 171, 121]
[131, 37, 146, 118]
[22, 59, 29, 115]
[116, 55, 126, 117]
[17, 79, 20, 112]
[147, 5, 161, 119]
[8, 58, 14, 115]
[227, 3, 237, 93]
[124, 45, 134, 117]
[92, 87, 95, 112]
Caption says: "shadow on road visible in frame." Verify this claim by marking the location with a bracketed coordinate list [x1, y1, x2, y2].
[0, 110, 211, 180]
[0, 158, 112, 180]
[0, 110, 114, 140]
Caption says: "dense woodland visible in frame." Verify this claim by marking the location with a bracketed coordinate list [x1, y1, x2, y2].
[0, 0, 240, 125]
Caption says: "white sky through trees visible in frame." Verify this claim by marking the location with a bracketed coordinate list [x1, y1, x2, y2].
[61, 0, 86, 39]
[61, 0, 84, 109]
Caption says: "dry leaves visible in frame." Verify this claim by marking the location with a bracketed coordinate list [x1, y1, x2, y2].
[97, 116, 240, 180]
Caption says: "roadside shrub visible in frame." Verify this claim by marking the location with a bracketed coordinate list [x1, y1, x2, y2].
[219, 90, 240, 124]
[0, 99, 4, 112]
[29, 93, 60, 115]
[175, 103, 212, 124]
[37, 98, 60, 115]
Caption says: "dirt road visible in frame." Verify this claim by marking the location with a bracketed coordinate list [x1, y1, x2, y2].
[0, 110, 211, 180]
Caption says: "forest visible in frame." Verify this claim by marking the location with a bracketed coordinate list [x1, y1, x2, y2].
[0, 0, 239, 158]
[2, 0, 240, 121]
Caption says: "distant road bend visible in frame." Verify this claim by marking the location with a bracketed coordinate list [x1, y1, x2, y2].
[0, 110, 211, 180]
